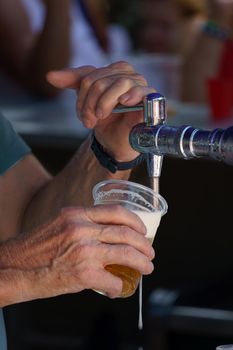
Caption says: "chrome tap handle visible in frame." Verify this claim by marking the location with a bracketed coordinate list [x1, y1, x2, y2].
[143, 93, 167, 178]
[112, 93, 167, 180]
[144, 92, 166, 126]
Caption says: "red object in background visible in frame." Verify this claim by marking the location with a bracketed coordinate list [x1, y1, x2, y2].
[207, 41, 233, 121]
[207, 78, 233, 121]
[219, 40, 233, 79]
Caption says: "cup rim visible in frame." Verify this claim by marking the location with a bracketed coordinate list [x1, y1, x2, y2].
[92, 179, 168, 215]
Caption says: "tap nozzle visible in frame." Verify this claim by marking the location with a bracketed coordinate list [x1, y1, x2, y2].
[143, 93, 167, 179]
[112, 92, 167, 184]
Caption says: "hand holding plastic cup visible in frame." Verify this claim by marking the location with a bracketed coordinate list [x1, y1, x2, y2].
[92, 179, 168, 298]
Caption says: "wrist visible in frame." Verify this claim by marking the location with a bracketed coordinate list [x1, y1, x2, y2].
[91, 134, 145, 174]
[93, 130, 140, 163]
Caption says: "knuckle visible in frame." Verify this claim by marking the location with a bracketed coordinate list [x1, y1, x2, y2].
[59, 208, 74, 226]
[60, 207, 84, 224]
[83, 206, 97, 222]
[112, 60, 134, 71]
[92, 79, 106, 93]
[80, 75, 93, 90]
[78, 244, 93, 260]
[115, 76, 131, 88]
[134, 74, 148, 86]
[59, 207, 71, 218]
[82, 105, 94, 118]
[65, 222, 80, 239]
[95, 99, 106, 113]
[118, 225, 129, 241]
[109, 204, 127, 216]
[122, 245, 133, 258]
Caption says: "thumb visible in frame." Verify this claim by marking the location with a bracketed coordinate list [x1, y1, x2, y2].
[46, 66, 96, 89]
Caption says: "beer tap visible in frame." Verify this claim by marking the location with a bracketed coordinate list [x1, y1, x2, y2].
[113, 93, 167, 192]
[143, 93, 166, 192]
[129, 121, 233, 166]
[113, 93, 233, 167]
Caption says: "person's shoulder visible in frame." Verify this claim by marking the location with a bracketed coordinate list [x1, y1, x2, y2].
[0, 112, 31, 176]
[0, 112, 11, 128]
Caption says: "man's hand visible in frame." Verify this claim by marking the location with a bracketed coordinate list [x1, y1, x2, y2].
[47, 61, 156, 162]
[0, 205, 154, 305]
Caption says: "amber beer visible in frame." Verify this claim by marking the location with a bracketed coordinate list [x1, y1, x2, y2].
[104, 210, 162, 298]
[105, 264, 141, 298]
[92, 180, 168, 298]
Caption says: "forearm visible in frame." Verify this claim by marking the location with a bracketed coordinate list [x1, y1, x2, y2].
[22, 134, 131, 231]
[0, 268, 35, 307]
[27, 1, 72, 96]
[0, 239, 39, 307]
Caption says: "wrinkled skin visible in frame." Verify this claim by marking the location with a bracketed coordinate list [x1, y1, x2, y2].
[0, 205, 154, 304]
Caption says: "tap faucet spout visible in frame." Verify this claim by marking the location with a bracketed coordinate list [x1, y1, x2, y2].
[143, 93, 166, 181]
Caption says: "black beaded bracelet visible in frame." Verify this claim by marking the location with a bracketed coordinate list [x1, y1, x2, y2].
[91, 134, 145, 173]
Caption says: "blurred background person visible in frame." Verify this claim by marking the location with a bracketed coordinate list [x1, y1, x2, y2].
[0, 0, 72, 97]
[182, 0, 233, 104]
[108, 0, 206, 57]
[107, 0, 206, 102]
[0, 0, 132, 99]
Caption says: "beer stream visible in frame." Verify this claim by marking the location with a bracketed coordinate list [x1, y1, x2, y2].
[138, 177, 159, 349]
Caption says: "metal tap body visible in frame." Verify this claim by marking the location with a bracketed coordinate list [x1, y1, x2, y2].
[129, 124, 233, 166]
[143, 93, 166, 178]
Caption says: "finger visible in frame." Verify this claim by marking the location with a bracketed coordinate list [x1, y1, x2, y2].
[107, 60, 136, 73]
[119, 86, 157, 106]
[60, 206, 147, 235]
[96, 224, 155, 260]
[100, 243, 154, 275]
[86, 268, 123, 298]
[78, 75, 113, 128]
[46, 66, 96, 89]
[84, 205, 147, 235]
[80, 76, 138, 128]
[77, 65, 137, 113]
[82, 75, 146, 125]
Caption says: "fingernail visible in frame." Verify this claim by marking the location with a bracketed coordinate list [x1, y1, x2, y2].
[80, 113, 93, 128]
[149, 262, 154, 273]
[150, 248, 155, 260]
[96, 108, 103, 118]
[119, 93, 130, 103]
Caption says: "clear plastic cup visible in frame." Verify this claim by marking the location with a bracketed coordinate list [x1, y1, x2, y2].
[216, 346, 233, 350]
[92, 179, 168, 298]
